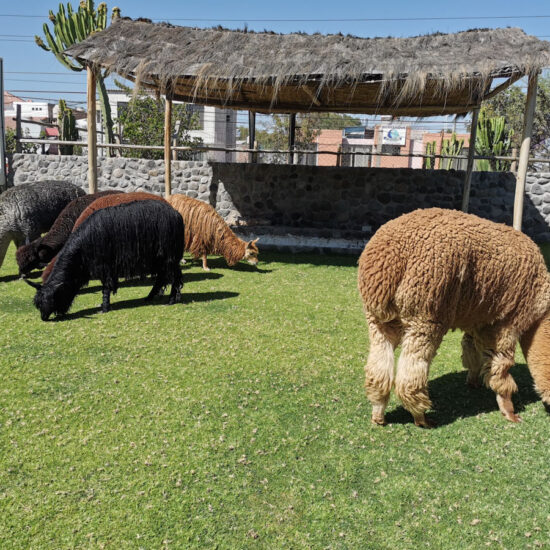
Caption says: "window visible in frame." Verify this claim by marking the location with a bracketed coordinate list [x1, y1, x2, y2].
[341, 144, 372, 167]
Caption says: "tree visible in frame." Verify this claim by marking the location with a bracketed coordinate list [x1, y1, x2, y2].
[482, 76, 550, 156]
[116, 93, 203, 160]
[35, 1, 120, 155]
[5, 128, 40, 154]
[254, 112, 361, 163]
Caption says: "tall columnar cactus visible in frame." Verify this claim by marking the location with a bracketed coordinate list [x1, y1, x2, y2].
[58, 99, 79, 155]
[440, 133, 464, 170]
[35, 1, 120, 156]
[475, 109, 514, 171]
[424, 140, 436, 169]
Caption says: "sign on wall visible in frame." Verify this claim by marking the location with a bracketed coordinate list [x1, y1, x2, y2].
[381, 127, 407, 146]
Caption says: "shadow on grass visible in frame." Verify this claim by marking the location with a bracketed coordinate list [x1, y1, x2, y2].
[258, 251, 358, 268]
[0, 273, 22, 283]
[79, 271, 224, 295]
[52, 291, 239, 321]
[385, 364, 544, 427]
[184, 256, 273, 273]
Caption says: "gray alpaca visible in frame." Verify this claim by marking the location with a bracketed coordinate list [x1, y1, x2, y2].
[0, 181, 85, 272]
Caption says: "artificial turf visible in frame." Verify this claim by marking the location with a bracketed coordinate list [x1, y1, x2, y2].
[0, 245, 549, 549]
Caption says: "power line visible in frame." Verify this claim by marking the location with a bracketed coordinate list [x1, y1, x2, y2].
[2, 13, 550, 21]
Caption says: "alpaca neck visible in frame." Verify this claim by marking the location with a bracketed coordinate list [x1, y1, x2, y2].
[520, 313, 550, 405]
[218, 227, 246, 266]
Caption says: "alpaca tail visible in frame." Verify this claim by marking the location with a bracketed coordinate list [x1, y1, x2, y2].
[358, 241, 403, 322]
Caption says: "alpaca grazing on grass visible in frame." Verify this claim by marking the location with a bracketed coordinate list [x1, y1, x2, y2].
[358, 208, 550, 427]
[16, 190, 119, 276]
[0, 181, 84, 272]
[41, 192, 165, 282]
[27, 200, 184, 320]
[167, 194, 259, 270]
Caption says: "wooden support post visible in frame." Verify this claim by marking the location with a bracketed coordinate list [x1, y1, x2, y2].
[513, 72, 538, 231]
[461, 106, 480, 213]
[288, 113, 296, 165]
[248, 111, 256, 163]
[86, 66, 98, 194]
[164, 95, 172, 198]
[15, 104, 22, 154]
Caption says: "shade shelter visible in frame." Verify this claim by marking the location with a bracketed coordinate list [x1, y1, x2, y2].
[65, 19, 550, 230]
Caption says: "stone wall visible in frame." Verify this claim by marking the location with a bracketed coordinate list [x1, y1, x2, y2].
[8, 154, 550, 250]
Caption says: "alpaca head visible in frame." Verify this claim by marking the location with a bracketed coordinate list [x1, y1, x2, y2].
[243, 238, 259, 266]
[16, 241, 41, 275]
[25, 278, 74, 321]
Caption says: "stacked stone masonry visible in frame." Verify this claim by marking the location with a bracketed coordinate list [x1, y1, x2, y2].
[8, 154, 550, 248]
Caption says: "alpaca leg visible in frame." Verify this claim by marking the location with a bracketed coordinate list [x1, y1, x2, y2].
[0, 235, 13, 270]
[481, 347, 520, 422]
[364, 319, 401, 425]
[146, 272, 166, 301]
[462, 333, 483, 388]
[202, 254, 210, 271]
[101, 286, 111, 313]
[395, 323, 444, 427]
[168, 265, 183, 305]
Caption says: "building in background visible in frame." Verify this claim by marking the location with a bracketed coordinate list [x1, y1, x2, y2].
[108, 89, 237, 162]
[316, 118, 470, 169]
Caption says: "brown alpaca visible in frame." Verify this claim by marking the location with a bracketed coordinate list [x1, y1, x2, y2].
[41, 192, 166, 282]
[358, 208, 550, 427]
[167, 194, 259, 270]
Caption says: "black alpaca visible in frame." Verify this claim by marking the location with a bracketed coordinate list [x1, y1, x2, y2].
[16, 190, 120, 276]
[27, 200, 185, 320]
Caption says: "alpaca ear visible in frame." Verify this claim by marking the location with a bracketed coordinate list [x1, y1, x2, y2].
[22, 278, 42, 290]
[37, 244, 52, 261]
[251, 238, 259, 245]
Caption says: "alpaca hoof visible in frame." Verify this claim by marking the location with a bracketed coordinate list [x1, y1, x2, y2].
[203, 267, 211, 272]
[371, 415, 386, 426]
[503, 412, 522, 423]
[413, 415, 436, 428]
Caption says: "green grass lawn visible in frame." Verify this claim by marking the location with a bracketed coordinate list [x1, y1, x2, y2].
[0, 245, 549, 549]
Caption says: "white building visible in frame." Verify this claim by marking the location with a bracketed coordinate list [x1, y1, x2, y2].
[108, 89, 237, 162]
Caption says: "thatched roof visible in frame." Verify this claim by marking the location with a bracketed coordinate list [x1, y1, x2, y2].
[66, 19, 550, 115]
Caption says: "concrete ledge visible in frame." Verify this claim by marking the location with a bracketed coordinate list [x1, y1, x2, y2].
[233, 226, 367, 254]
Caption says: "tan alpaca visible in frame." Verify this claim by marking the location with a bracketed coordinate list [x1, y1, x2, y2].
[358, 208, 550, 427]
[167, 194, 259, 270]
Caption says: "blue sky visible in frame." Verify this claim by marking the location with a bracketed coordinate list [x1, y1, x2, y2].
[1, 0, 549, 125]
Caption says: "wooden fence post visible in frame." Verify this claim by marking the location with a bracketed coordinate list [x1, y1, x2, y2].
[87, 65, 98, 193]
[513, 72, 539, 231]
[164, 95, 172, 198]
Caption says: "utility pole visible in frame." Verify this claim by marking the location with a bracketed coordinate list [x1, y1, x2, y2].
[0, 58, 7, 190]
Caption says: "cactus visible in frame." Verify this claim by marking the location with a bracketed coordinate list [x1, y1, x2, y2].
[424, 140, 436, 169]
[58, 99, 79, 155]
[475, 109, 514, 171]
[440, 133, 464, 170]
[35, 1, 119, 155]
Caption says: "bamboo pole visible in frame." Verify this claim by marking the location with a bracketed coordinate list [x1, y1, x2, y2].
[513, 72, 539, 231]
[461, 106, 480, 212]
[164, 95, 172, 198]
[86, 66, 97, 193]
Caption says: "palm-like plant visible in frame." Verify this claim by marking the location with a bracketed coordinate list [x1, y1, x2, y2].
[35, 1, 121, 155]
